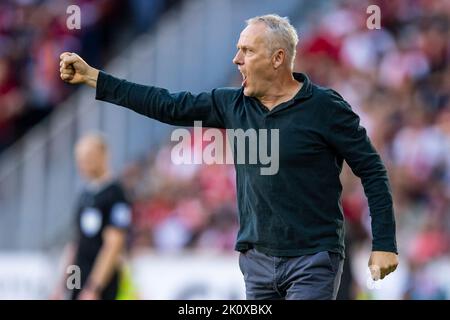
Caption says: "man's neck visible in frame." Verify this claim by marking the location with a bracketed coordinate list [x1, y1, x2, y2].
[258, 74, 302, 110]
[88, 171, 112, 191]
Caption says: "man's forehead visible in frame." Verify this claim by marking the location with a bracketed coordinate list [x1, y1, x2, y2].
[76, 137, 106, 154]
[238, 23, 267, 45]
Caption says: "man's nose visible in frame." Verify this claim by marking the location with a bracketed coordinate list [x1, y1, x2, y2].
[233, 51, 243, 65]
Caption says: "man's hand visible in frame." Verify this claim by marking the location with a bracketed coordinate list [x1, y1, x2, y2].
[59, 52, 99, 88]
[368, 251, 398, 280]
[78, 287, 100, 300]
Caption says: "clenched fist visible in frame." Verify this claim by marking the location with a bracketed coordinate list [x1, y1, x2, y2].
[59, 52, 99, 88]
[368, 251, 399, 280]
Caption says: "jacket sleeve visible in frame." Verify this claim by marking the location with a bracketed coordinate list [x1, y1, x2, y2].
[95, 71, 227, 128]
[324, 90, 398, 254]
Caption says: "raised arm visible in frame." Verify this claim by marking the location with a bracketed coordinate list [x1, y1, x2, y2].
[59, 52, 227, 128]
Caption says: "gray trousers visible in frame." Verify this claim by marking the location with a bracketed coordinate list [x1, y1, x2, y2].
[239, 248, 344, 300]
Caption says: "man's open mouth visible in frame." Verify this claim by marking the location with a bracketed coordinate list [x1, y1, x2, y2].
[241, 73, 247, 87]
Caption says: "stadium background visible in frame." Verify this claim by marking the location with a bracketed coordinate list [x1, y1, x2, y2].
[0, 0, 449, 299]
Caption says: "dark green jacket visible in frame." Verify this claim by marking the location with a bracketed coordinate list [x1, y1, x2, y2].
[96, 71, 397, 258]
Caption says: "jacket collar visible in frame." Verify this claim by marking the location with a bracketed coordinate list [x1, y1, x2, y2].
[292, 72, 313, 100]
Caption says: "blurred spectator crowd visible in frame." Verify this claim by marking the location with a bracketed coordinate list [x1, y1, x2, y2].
[122, 138, 239, 254]
[0, 0, 177, 152]
[118, 0, 450, 299]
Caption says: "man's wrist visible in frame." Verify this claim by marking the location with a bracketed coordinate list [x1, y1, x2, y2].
[85, 68, 99, 88]
[372, 243, 398, 254]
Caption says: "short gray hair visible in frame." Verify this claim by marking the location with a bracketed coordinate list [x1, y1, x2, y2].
[246, 14, 299, 69]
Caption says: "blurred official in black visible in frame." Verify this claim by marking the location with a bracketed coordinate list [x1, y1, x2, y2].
[51, 133, 131, 300]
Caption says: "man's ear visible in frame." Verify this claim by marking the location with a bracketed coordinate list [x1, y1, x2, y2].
[272, 49, 285, 69]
